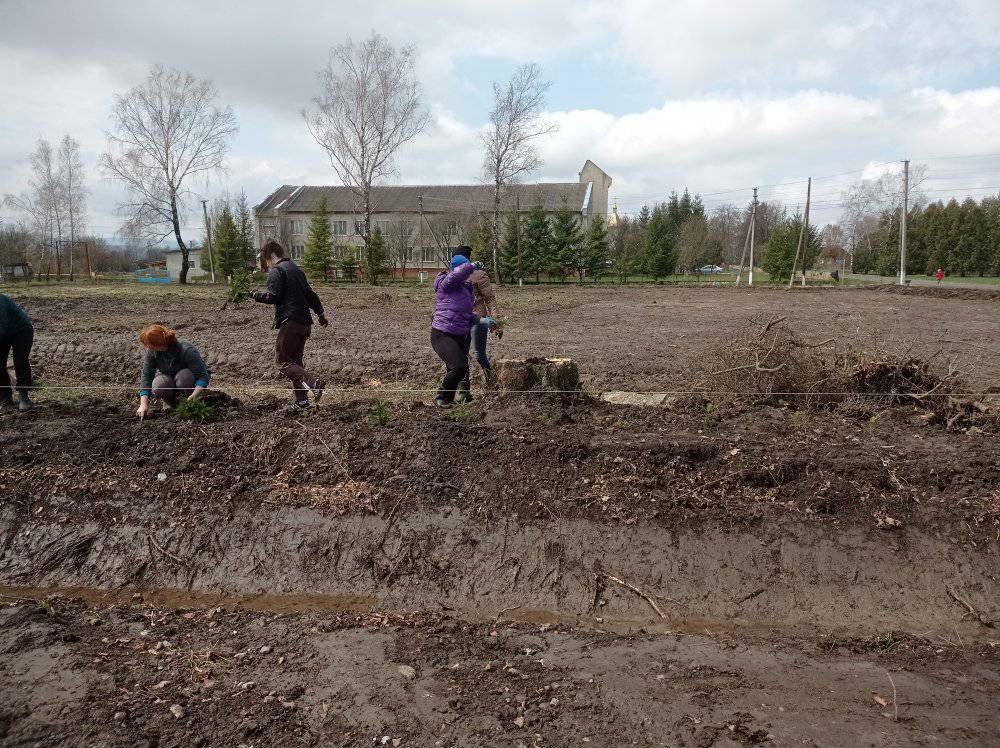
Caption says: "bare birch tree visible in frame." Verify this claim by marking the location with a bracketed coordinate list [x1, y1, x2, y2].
[100, 65, 237, 283]
[58, 134, 87, 279]
[304, 33, 429, 285]
[4, 138, 65, 278]
[840, 165, 927, 265]
[481, 63, 557, 277]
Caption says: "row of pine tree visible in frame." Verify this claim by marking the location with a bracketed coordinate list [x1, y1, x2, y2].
[853, 195, 1000, 277]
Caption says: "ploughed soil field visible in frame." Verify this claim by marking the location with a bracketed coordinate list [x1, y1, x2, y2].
[2, 282, 1000, 746]
[9, 281, 1000, 394]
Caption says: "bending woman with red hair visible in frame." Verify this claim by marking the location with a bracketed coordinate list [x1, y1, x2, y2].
[136, 324, 211, 418]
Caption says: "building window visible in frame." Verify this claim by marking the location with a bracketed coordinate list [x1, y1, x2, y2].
[332, 220, 348, 236]
[403, 246, 414, 262]
[354, 220, 365, 235]
[289, 219, 304, 235]
[291, 244, 304, 261]
[444, 220, 458, 236]
[421, 247, 436, 264]
[374, 219, 390, 235]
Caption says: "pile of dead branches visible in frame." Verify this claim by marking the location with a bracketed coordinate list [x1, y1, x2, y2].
[849, 358, 955, 404]
[704, 315, 840, 406]
[703, 315, 996, 430]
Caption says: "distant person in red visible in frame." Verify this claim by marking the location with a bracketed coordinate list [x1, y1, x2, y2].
[936, 268, 944, 284]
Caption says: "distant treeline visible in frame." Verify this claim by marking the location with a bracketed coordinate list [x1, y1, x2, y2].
[853, 195, 1000, 277]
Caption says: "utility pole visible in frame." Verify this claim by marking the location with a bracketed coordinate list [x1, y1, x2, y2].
[788, 177, 812, 289]
[492, 195, 500, 282]
[201, 199, 216, 284]
[899, 159, 909, 285]
[748, 187, 758, 286]
[418, 196, 424, 277]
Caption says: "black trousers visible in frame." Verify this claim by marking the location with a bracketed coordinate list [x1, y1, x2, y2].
[0, 325, 33, 400]
[431, 328, 470, 403]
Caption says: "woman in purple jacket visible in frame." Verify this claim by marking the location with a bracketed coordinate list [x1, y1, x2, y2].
[431, 251, 494, 408]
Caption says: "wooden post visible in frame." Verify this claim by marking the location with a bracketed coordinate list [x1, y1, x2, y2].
[201, 199, 216, 284]
[84, 241, 92, 279]
[899, 159, 909, 285]
[788, 177, 812, 290]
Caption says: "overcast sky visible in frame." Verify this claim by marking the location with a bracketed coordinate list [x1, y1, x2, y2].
[3, 0, 1000, 239]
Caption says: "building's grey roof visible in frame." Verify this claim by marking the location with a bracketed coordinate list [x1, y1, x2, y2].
[255, 183, 589, 215]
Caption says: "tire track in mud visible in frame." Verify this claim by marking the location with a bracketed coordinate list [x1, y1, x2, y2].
[2, 506, 996, 639]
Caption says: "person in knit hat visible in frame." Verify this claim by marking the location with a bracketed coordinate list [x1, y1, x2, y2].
[135, 324, 211, 418]
[430, 249, 494, 408]
[459, 250, 500, 399]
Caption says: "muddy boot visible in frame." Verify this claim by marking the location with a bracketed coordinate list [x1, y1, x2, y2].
[285, 400, 310, 415]
[0, 396, 14, 410]
[455, 382, 473, 404]
[434, 397, 453, 409]
[17, 393, 33, 412]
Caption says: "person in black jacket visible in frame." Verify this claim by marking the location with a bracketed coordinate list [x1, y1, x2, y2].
[0, 292, 34, 411]
[252, 239, 328, 410]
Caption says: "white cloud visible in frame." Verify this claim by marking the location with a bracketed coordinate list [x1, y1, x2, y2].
[4, 0, 1000, 238]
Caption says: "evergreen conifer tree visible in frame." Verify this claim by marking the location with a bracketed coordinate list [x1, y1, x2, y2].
[302, 197, 335, 281]
[549, 201, 582, 282]
[580, 214, 609, 281]
[201, 204, 240, 278]
[498, 210, 523, 282]
[645, 204, 676, 280]
[521, 204, 551, 282]
[762, 217, 821, 282]
[363, 226, 389, 284]
[338, 246, 358, 281]
[234, 191, 256, 269]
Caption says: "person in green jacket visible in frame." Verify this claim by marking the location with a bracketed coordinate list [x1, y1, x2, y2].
[0, 292, 34, 411]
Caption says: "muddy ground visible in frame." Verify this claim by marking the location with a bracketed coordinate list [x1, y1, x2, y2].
[2, 283, 1000, 746]
[9, 282, 1000, 394]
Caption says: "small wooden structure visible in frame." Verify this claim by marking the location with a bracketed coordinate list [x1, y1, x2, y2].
[0, 262, 33, 281]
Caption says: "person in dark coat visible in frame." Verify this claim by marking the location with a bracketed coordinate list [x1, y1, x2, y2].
[252, 239, 328, 410]
[0, 292, 34, 411]
[431, 250, 494, 408]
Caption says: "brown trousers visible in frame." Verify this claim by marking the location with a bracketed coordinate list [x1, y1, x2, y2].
[276, 320, 317, 402]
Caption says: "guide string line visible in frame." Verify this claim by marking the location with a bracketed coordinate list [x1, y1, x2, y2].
[19, 383, 1000, 398]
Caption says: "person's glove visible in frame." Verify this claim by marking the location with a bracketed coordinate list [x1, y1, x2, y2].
[480, 317, 493, 327]
[251, 291, 265, 303]
[473, 261, 484, 270]
[318, 314, 329, 327]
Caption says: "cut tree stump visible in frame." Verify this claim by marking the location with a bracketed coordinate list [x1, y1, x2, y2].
[497, 357, 580, 392]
